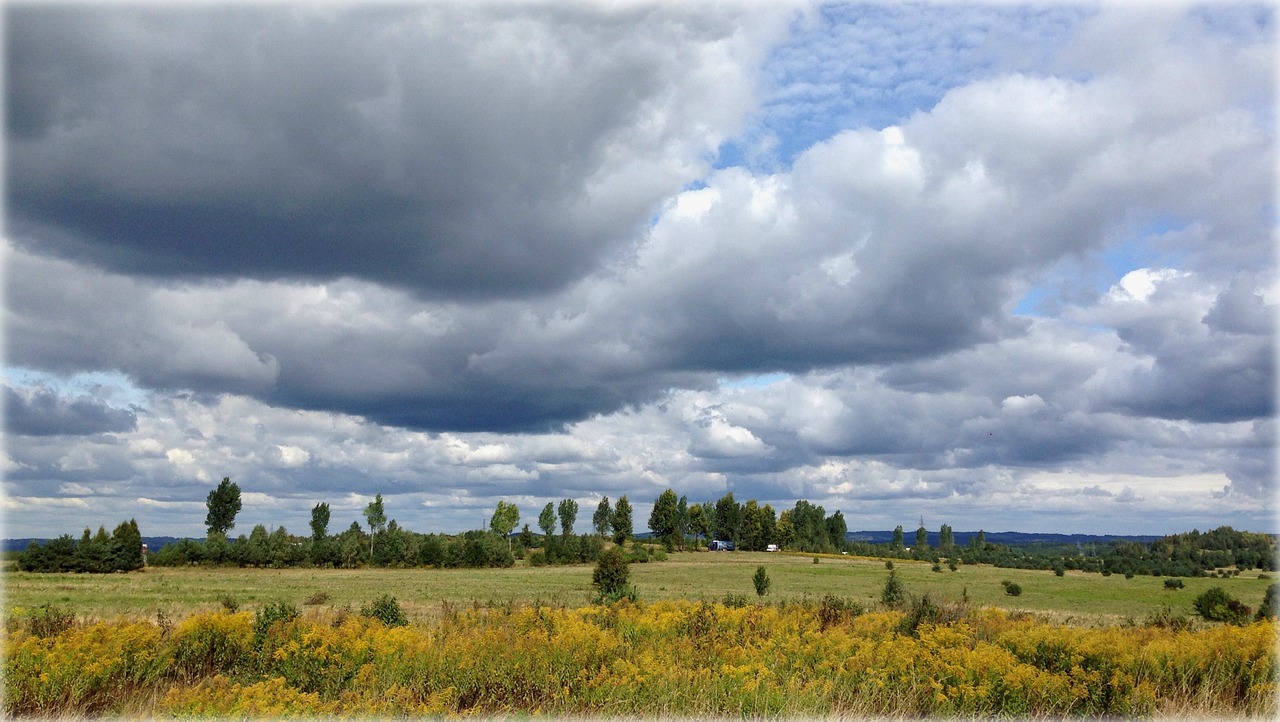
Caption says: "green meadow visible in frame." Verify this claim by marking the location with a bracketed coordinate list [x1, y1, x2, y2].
[4, 550, 1272, 624]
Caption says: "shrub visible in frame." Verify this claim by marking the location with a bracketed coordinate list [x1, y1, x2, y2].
[252, 600, 299, 643]
[1163, 578, 1185, 590]
[1256, 583, 1278, 621]
[592, 548, 631, 602]
[817, 594, 863, 630]
[884, 560, 894, 570]
[752, 566, 771, 597]
[947, 559, 958, 572]
[931, 562, 942, 573]
[219, 595, 240, 612]
[1193, 587, 1251, 625]
[721, 594, 748, 608]
[302, 591, 331, 606]
[881, 571, 907, 608]
[360, 594, 408, 627]
[25, 603, 75, 638]
[813, 556, 819, 564]
[1144, 604, 1192, 631]
[1002, 580, 1022, 597]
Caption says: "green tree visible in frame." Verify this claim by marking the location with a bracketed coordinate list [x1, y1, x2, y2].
[753, 566, 771, 597]
[939, 523, 954, 552]
[676, 495, 690, 550]
[363, 494, 387, 556]
[892, 525, 904, 550]
[111, 519, 144, 571]
[611, 495, 633, 544]
[593, 497, 612, 537]
[915, 526, 929, 553]
[489, 501, 521, 546]
[688, 502, 711, 544]
[713, 492, 742, 545]
[310, 502, 330, 540]
[825, 510, 847, 551]
[648, 489, 680, 549]
[538, 502, 557, 538]
[881, 571, 906, 608]
[775, 510, 795, 550]
[557, 498, 579, 536]
[205, 477, 242, 537]
[1193, 586, 1251, 624]
[592, 547, 631, 600]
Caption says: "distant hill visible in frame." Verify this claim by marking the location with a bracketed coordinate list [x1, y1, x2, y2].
[6, 531, 1163, 554]
[845, 530, 1160, 547]
[3, 536, 191, 554]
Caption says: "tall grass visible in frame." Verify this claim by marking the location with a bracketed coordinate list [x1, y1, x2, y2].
[4, 599, 1274, 718]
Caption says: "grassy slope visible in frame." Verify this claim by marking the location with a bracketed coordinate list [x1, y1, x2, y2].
[3, 550, 1273, 624]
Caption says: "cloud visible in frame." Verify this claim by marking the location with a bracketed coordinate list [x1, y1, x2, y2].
[7, 4, 793, 299]
[2, 3, 1273, 538]
[4, 385, 137, 436]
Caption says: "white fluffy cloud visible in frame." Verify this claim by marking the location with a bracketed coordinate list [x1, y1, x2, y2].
[3, 2, 1273, 539]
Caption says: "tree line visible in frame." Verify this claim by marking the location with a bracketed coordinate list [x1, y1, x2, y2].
[15, 520, 143, 573]
[15, 477, 1276, 578]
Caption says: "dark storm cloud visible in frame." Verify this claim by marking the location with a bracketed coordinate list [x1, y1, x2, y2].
[4, 385, 137, 437]
[6, 4, 768, 299]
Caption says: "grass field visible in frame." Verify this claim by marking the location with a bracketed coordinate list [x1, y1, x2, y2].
[4, 550, 1273, 624]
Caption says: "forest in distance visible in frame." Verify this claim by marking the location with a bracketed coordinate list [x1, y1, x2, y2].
[13, 477, 1277, 581]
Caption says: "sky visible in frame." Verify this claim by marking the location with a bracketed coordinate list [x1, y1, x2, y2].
[3, 1, 1276, 540]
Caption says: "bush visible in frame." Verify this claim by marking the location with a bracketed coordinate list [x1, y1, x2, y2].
[360, 594, 408, 627]
[1002, 580, 1022, 597]
[253, 600, 299, 643]
[884, 560, 894, 570]
[219, 595, 240, 612]
[1256, 583, 1278, 621]
[947, 559, 958, 572]
[1144, 604, 1192, 631]
[1163, 578, 1185, 590]
[25, 603, 75, 637]
[721, 594, 748, 608]
[881, 571, 907, 608]
[931, 562, 942, 573]
[1193, 586, 1251, 625]
[817, 594, 863, 630]
[592, 548, 631, 601]
[302, 591, 331, 606]
[752, 566, 771, 597]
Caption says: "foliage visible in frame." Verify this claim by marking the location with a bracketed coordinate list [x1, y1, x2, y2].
[557, 498, 579, 537]
[17, 519, 144, 574]
[592, 497, 611, 537]
[205, 478, 242, 537]
[648, 489, 680, 549]
[24, 603, 76, 638]
[881, 571, 907, 608]
[1257, 583, 1278, 621]
[5, 601, 1274, 719]
[592, 547, 630, 598]
[309, 502, 330, 540]
[359, 594, 408, 627]
[752, 566, 771, 597]
[488, 500, 520, 541]
[1164, 578, 1185, 590]
[538, 503, 557, 538]
[1002, 580, 1023, 596]
[611, 496, 634, 544]
[1194, 586, 1252, 625]
[252, 600, 299, 644]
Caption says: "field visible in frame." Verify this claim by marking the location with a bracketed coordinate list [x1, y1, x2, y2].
[4, 552, 1277, 718]
[4, 550, 1274, 623]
